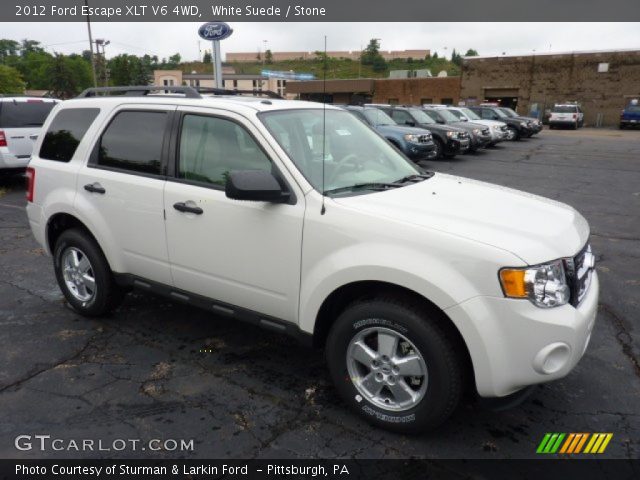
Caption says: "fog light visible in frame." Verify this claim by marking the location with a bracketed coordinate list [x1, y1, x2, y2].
[533, 343, 571, 375]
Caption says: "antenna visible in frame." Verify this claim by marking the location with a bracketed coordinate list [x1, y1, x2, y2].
[321, 35, 327, 215]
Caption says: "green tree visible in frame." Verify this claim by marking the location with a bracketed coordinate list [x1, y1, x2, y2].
[432, 52, 439, 60]
[0, 64, 24, 93]
[46, 54, 81, 98]
[265, 49, 273, 64]
[202, 50, 212, 64]
[20, 39, 44, 56]
[0, 39, 20, 63]
[464, 49, 479, 57]
[108, 54, 150, 86]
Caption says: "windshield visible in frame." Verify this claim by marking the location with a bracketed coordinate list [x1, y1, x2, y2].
[433, 109, 460, 123]
[626, 105, 640, 113]
[552, 105, 577, 113]
[499, 108, 518, 117]
[362, 108, 396, 126]
[493, 108, 509, 118]
[260, 109, 420, 195]
[459, 108, 481, 120]
[408, 108, 436, 124]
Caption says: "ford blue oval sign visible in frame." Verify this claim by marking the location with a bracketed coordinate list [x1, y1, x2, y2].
[198, 22, 233, 41]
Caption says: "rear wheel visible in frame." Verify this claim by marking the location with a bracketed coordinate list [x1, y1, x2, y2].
[326, 296, 464, 433]
[53, 229, 125, 316]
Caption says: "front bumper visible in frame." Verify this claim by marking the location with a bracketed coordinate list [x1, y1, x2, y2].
[406, 142, 437, 160]
[445, 271, 599, 398]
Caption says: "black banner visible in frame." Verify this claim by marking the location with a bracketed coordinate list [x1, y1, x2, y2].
[1, 459, 640, 480]
[4, 0, 640, 22]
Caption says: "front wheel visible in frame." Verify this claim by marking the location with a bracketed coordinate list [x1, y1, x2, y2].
[53, 229, 125, 316]
[506, 126, 519, 140]
[432, 138, 444, 159]
[326, 297, 464, 433]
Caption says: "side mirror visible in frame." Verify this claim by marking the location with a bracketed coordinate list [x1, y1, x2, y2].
[225, 170, 290, 203]
[460, 117, 468, 122]
[404, 120, 416, 126]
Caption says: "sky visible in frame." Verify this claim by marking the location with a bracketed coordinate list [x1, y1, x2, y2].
[0, 22, 639, 61]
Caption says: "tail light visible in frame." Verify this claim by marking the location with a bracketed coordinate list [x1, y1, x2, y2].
[0, 130, 7, 147]
[573, 114, 577, 119]
[26, 167, 35, 203]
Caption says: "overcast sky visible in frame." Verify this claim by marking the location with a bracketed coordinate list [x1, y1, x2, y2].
[1, 22, 638, 61]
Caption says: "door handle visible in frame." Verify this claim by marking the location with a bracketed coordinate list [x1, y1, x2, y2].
[29, 134, 39, 140]
[173, 202, 203, 215]
[84, 183, 106, 194]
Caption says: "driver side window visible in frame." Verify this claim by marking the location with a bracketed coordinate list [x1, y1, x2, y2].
[178, 114, 272, 187]
[391, 110, 412, 124]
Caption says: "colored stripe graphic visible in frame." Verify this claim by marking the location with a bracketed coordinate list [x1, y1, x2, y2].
[538, 433, 613, 454]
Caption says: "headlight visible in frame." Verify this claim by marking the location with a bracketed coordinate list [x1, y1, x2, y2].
[491, 125, 501, 130]
[446, 131, 457, 138]
[472, 128, 480, 135]
[520, 121, 528, 127]
[499, 260, 570, 308]
[403, 134, 420, 143]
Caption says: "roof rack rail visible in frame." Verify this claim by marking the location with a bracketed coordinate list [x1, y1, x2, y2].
[195, 87, 283, 99]
[76, 86, 202, 99]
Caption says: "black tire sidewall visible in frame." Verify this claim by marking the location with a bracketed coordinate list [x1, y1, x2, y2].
[53, 229, 114, 316]
[326, 300, 462, 433]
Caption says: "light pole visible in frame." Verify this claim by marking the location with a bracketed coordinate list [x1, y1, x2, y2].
[84, 0, 97, 88]
[262, 39, 268, 65]
[95, 39, 110, 87]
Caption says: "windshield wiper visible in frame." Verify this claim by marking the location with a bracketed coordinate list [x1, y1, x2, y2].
[392, 172, 434, 184]
[324, 182, 399, 195]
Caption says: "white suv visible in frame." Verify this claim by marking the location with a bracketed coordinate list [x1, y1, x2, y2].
[0, 96, 58, 174]
[549, 104, 584, 129]
[26, 86, 599, 433]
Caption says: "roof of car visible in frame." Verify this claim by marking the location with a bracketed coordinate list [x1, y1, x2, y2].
[61, 95, 340, 114]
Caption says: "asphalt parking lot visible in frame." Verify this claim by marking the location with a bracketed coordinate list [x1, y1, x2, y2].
[0, 127, 638, 460]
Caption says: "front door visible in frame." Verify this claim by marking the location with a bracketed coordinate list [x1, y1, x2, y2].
[163, 108, 305, 323]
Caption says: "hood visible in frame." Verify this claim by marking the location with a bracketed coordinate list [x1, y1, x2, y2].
[333, 173, 589, 265]
[465, 119, 506, 128]
[376, 124, 432, 136]
[449, 121, 489, 132]
[419, 123, 466, 133]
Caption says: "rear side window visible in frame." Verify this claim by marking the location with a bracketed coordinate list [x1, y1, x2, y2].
[97, 111, 167, 175]
[39, 108, 100, 162]
[0, 100, 56, 128]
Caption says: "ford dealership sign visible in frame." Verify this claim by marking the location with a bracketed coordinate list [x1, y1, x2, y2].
[198, 22, 233, 41]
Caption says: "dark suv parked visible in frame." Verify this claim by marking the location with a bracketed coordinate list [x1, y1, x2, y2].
[497, 107, 543, 135]
[422, 107, 492, 152]
[369, 105, 470, 159]
[469, 106, 535, 140]
[343, 106, 437, 161]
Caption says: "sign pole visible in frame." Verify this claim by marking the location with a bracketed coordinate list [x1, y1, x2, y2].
[213, 40, 222, 89]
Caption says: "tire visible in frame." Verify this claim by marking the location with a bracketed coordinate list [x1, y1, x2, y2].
[573, 121, 578, 130]
[326, 296, 464, 433]
[53, 228, 125, 316]
[506, 126, 519, 140]
[433, 138, 444, 159]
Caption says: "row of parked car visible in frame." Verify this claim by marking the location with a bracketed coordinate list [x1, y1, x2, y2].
[340, 103, 543, 162]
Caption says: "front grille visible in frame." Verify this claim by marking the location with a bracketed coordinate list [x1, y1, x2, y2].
[458, 132, 470, 139]
[500, 125, 508, 132]
[565, 243, 595, 307]
[418, 134, 431, 144]
[481, 128, 490, 136]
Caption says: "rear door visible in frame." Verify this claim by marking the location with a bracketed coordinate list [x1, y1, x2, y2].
[76, 105, 174, 285]
[0, 98, 57, 159]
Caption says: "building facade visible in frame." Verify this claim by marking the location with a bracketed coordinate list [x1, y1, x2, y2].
[226, 49, 430, 62]
[285, 77, 461, 106]
[153, 70, 291, 98]
[460, 50, 640, 126]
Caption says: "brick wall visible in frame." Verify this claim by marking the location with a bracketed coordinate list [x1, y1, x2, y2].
[460, 51, 640, 126]
[372, 77, 462, 105]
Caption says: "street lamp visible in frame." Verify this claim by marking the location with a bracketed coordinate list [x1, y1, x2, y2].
[263, 39, 268, 65]
[95, 39, 110, 87]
